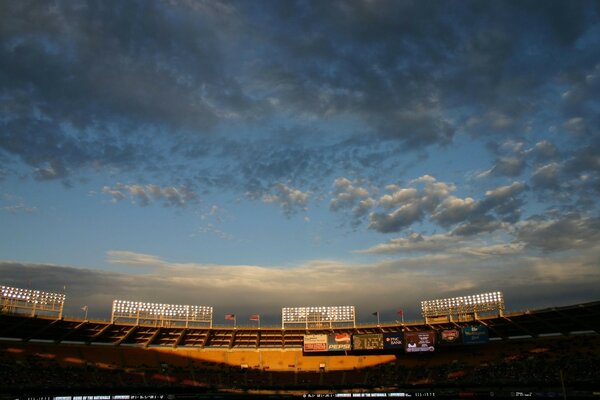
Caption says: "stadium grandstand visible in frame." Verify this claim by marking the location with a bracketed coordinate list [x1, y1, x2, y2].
[1, 285, 599, 399]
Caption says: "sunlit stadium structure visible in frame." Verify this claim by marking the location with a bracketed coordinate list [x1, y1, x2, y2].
[0, 284, 599, 398]
[421, 291, 505, 322]
[111, 299, 213, 328]
[0, 285, 65, 319]
[282, 305, 356, 328]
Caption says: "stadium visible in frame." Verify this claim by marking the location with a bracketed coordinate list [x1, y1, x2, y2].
[1, 286, 599, 399]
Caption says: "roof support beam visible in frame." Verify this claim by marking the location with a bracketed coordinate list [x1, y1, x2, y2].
[115, 325, 137, 346]
[87, 323, 113, 344]
[56, 321, 87, 343]
[144, 328, 161, 348]
[173, 329, 186, 348]
[24, 319, 60, 342]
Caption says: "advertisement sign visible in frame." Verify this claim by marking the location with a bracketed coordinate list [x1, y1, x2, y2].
[462, 326, 489, 345]
[439, 329, 461, 346]
[303, 334, 328, 352]
[383, 332, 404, 349]
[352, 334, 384, 350]
[327, 333, 352, 351]
[404, 331, 435, 353]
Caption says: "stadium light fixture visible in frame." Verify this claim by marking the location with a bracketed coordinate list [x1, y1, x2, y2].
[420, 291, 505, 321]
[281, 306, 356, 329]
[1, 285, 66, 318]
[111, 299, 213, 328]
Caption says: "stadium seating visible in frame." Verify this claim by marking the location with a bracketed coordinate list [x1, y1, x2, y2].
[1, 334, 599, 396]
[1, 301, 600, 397]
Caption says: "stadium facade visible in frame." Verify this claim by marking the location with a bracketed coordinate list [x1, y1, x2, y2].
[1, 286, 599, 398]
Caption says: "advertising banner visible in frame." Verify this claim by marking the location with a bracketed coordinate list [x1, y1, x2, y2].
[352, 334, 384, 350]
[461, 325, 489, 345]
[327, 333, 352, 351]
[303, 334, 328, 352]
[404, 331, 436, 353]
[383, 332, 404, 349]
[439, 329, 461, 346]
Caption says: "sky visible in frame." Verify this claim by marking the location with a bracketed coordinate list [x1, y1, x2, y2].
[1, 0, 600, 326]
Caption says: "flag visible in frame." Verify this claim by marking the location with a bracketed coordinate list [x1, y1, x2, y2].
[225, 314, 235, 321]
[397, 309, 404, 317]
[249, 314, 260, 321]
[372, 311, 379, 316]
[81, 306, 88, 312]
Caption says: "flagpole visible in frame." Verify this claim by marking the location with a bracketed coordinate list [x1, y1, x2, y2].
[373, 311, 380, 326]
[250, 315, 261, 329]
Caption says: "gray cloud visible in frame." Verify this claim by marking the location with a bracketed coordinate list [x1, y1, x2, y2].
[527, 140, 559, 161]
[0, 0, 599, 270]
[488, 157, 526, 177]
[357, 232, 460, 255]
[364, 175, 528, 235]
[329, 177, 375, 226]
[479, 140, 561, 180]
[102, 183, 198, 207]
[531, 163, 561, 190]
[1, 193, 38, 214]
[369, 175, 455, 233]
[259, 183, 310, 217]
[357, 231, 526, 258]
[368, 203, 423, 233]
[450, 217, 507, 237]
[431, 181, 526, 231]
[1, 0, 599, 198]
[2, 243, 599, 322]
[479, 182, 526, 214]
[517, 213, 600, 252]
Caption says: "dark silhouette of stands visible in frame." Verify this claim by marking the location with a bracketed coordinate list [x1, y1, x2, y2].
[1, 334, 599, 396]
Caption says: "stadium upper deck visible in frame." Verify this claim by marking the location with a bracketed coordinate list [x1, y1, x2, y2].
[1, 300, 598, 348]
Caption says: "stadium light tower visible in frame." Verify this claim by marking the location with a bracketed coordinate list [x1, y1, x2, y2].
[111, 300, 213, 328]
[421, 291, 505, 322]
[281, 306, 356, 329]
[1, 285, 66, 319]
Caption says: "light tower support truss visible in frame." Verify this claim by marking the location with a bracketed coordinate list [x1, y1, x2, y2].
[282, 306, 356, 329]
[111, 300, 213, 328]
[1, 285, 65, 319]
[421, 291, 505, 322]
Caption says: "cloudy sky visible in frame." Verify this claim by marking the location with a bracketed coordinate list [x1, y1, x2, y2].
[1, 0, 599, 325]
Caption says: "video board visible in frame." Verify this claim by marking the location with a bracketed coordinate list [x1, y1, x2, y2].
[303, 334, 328, 352]
[404, 331, 436, 353]
[383, 333, 404, 349]
[327, 333, 352, 351]
[461, 325, 489, 344]
[439, 329, 461, 346]
[353, 334, 384, 350]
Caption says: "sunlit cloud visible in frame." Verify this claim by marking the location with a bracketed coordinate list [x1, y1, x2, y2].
[102, 183, 198, 207]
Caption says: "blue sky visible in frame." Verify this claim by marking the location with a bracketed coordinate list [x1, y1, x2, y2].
[1, 0, 599, 325]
